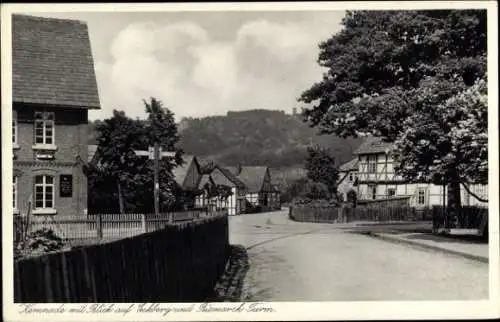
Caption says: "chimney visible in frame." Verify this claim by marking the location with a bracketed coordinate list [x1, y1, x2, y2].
[236, 164, 242, 176]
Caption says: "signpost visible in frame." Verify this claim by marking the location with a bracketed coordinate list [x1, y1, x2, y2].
[134, 143, 176, 218]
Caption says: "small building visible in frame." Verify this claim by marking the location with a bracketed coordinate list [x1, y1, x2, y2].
[228, 165, 281, 212]
[353, 137, 488, 208]
[337, 158, 358, 202]
[12, 14, 100, 218]
[195, 165, 247, 215]
[172, 155, 202, 209]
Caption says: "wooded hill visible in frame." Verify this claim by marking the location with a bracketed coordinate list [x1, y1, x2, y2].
[89, 109, 362, 169]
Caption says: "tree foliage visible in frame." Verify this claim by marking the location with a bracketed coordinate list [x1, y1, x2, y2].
[88, 98, 184, 213]
[298, 10, 487, 202]
[304, 145, 339, 196]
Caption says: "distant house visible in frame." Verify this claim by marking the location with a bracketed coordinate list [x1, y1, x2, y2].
[12, 14, 101, 218]
[195, 165, 247, 215]
[171, 155, 202, 209]
[352, 137, 488, 208]
[172, 155, 201, 191]
[337, 158, 358, 202]
[228, 165, 281, 211]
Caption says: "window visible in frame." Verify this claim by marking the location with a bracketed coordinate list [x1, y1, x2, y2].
[367, 155, 377, 174]
[388, 188, 396, 197]
[12, 110, 18, 147]
[369, 184, 377, 200]
[34, 111, 55, 145]
[349, 173, 353, 182]
[417, 188, 426, 205]
[13, 176, 18, 210]
[34, 175, 54, 209]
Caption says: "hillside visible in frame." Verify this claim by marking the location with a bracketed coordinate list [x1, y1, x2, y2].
[178, 109, 362, 168]
[88, 109, 363, 169]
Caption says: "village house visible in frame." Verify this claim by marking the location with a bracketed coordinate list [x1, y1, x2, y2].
[12, 14, 100, 218]
[227, 165, 281, 212]
[345, 137, 488, 208]
[195, 165, 247, 215]
[172, 154, 202, 209]
[337, 158, 358, 202]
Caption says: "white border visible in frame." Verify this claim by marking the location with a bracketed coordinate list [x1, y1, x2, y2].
[2, 2, 499, 321]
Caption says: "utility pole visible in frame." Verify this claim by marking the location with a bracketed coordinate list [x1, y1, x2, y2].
[134, 143, 175, 216]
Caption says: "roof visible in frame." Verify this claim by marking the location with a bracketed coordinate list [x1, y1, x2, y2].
[353, 136, 393, 155]
[12, 14, 101, 109]
[87, 144, 98, 163]
[339, 158, 358, 172]
[172, 155, 199, 188]
[197, 174, 213, 189]
[215, 166, 247, 189]
[235, 166, 269, 193]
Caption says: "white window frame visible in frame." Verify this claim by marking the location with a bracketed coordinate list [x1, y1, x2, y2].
[33, 175, 56, 214]
[13, 176, 18, 213]
[12, 110, 19, 149]
[368, 184, 377, 200]
[33, 111, 56, 148]
[367, 155, 377, 174]
[417, 188, 426, 205]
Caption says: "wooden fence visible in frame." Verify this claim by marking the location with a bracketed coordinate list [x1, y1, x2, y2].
[15, 209, 226, 246]
[432, 205, 488, 231]
[14, 214, 229, 303]
[289, 204, 432, 223]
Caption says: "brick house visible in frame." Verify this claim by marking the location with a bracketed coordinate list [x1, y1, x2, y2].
[12, 15, 100, 218]
[352, 137, 488, 208]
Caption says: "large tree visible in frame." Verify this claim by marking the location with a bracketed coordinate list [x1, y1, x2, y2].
[298, 10, 487, 210]
[304, 145, 339, 199]
[89, 98, 183, 213]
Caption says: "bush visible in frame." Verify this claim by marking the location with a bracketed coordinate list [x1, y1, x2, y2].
[14, 228, 68, 261]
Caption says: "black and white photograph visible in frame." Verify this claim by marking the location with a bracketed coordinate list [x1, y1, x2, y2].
[1, 1, 499, 321]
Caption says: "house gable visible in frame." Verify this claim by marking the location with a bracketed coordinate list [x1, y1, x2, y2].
[12, 14, 101, 109]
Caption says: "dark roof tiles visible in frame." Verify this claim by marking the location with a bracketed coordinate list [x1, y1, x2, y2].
[339, 158, 358, 172]
[353, 136, 393, 155]
[12, 14, 101, 109]
[234, 166, 269, 193]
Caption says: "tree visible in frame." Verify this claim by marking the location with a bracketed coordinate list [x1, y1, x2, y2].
[298, 10, 487, 211]
[89, 98, 183, 213]
[304, 145, 339, 198]
[94, 110, 145, 213]
[141, 97, 184, 212]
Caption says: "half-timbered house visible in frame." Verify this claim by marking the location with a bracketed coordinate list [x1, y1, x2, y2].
[195, 165, 247, 215]
[353, 137, 487, 207]
[228, 165, 281, 211]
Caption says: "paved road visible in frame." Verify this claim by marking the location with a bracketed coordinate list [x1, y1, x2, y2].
[229, 209, 489, 301]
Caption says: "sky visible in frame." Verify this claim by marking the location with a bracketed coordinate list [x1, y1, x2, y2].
[24, 11, 346, 121]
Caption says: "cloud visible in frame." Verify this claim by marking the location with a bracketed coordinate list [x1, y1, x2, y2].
[91, 17, 343, 121]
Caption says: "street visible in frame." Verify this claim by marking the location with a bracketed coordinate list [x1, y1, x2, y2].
[229, 209, 489, 301]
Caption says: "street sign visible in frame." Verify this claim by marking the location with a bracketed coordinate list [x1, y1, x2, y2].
[134, 144, 176, 218]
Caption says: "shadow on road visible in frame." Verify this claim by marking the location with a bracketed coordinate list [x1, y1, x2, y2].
[404, 233, 487, 244]
[208, 245, 250, 302]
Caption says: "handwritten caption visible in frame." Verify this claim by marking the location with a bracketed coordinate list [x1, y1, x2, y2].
[18, 303, 275, 316]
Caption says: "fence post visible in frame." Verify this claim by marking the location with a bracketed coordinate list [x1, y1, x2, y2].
[97, 213, 103, 240]
[141, 214, 146, 233]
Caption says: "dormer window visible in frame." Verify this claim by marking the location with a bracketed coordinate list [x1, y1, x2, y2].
[33, 111, 57, 159]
